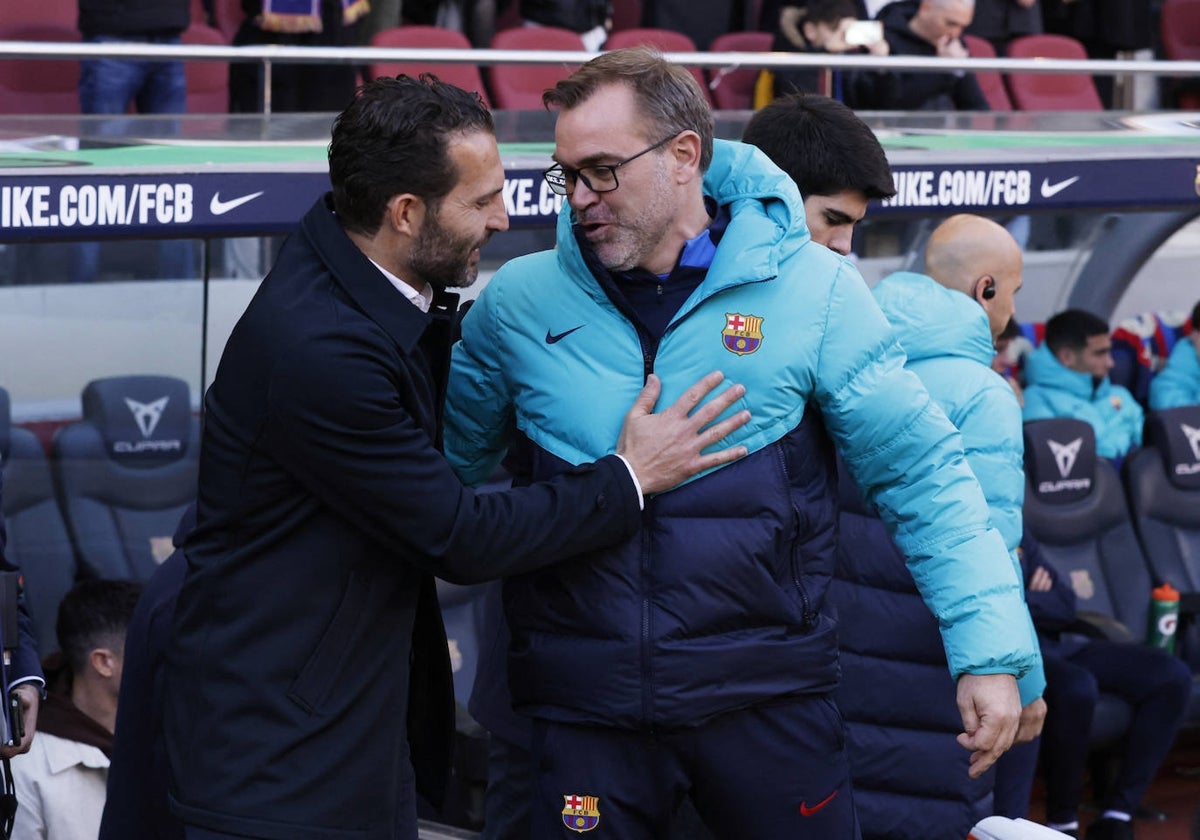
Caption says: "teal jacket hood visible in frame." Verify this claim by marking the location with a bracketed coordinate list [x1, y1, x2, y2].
[1025, 343, 1109, 399]
[872, 271, 994, 367]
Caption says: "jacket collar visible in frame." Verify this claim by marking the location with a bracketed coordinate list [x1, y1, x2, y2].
[301, 195, 460, 355]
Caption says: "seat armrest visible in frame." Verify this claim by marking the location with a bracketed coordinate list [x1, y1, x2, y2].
[1068, 611, 1136, 644]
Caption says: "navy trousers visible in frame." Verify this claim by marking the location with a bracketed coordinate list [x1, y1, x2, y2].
[530, 695, 860, 839]
[1039, 641, 1192, 823]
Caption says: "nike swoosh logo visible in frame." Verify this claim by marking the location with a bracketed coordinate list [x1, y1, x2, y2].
[1039, 176, 1079, 199]
[546, 325, 585, 344]
[799, 790, 838, 817]
[210, 191, 265, 216]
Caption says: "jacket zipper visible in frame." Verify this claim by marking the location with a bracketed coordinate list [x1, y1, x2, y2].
[775, 446, 815, 629]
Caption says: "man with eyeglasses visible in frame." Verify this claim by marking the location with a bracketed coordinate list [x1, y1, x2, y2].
[446, 47, 1040, 839]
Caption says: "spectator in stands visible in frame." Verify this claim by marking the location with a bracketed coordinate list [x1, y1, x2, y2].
[77, 0, 189, 115]
[856, 0, 991, 110]
[1149, 300, 1200, 410]
[862, 215, 1045, 836]
[517, 0, 611, 51]
[1022, 309, 1144, 462]
[11, 580, 142, 840]
[163, 74, 748, 840]
[742, 92, 897, 255]
[446, 46, 1040, 840]
[998, 528, 1192, 840]
[228, 0, 368, 113]
[761, 0, 894, 107]
[965, 0, 1041, 55]
[98, 509, 193, 840]
[0, 471, 46, 762]
[1041, 0, 1151, 107]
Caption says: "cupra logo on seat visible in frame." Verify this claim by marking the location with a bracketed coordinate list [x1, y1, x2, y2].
[1182, 423, 1200, 462]
[125, 397, 169, 438]
[1048, 437, 1082, 478]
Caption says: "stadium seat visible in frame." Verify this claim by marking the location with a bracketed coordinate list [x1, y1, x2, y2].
[0, 388, 78, 660]
[0, 0, 76, 27]
[0, 24, 81, 115]
[602, 28, 712, 105]
[963, 33, 1014, 111]
[610, 0, 643, 33]
[1023, 418, 1154, 641]
[1110, 309, 1192, 408]
[1004, 34, 1104, 112]
[1125, 406, 1200, 670]
[488, 26, 586, 110]
[1021, 418, 1160, 745]
[51, 376, 199, 583]
[1160, 0, 1200, 109]
[209, 0, 246, 43]
[367, 26, 491, 108]
[181, 23, 231, 113]
[707, 31, 773, 111]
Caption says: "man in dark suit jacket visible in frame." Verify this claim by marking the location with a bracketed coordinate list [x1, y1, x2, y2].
[163, 75, 749, 840]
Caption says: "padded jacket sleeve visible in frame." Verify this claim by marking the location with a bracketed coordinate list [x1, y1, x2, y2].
[811, 264, 1040, 684]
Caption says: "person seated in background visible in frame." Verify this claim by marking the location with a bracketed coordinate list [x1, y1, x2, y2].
[994, 529, 1191, 840]
[1022, 309, 1143, 463]
[1149, 300, 1200, 411]
[992, 316, 1029, 406]
[964, 0, 1042, 56]
[228, 0, 368, 113]
[741, 92, 897, 256]
[12, 579, 142, 840]
[855, 0, 991, 110]
[760, 0, 893, 108]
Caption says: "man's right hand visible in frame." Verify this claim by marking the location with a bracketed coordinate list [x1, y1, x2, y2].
[617, 372, 750, 495]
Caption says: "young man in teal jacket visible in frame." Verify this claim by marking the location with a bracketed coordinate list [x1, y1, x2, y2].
[1149, 300, 1200, 411]
[1023, 310, 1144, 462]
[446, 48, 1041, 839]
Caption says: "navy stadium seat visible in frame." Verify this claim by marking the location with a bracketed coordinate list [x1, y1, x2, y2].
[0, 388, 78, 659]
[1022, 418, 1200, 741]
[51, 376, 199, 583]
[1125, 406, 1200, 676]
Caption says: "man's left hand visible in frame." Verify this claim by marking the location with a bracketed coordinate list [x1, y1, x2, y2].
[955, 672, 1020, 778]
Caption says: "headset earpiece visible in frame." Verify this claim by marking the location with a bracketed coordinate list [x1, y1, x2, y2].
[981, 278, 996, 300]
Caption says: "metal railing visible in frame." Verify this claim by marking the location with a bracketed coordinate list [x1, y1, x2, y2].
[3, 40, 1200, 113]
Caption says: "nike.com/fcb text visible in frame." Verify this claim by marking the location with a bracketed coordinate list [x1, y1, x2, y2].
[881, 169, 1079, 209]
[1, 183, 194, 229]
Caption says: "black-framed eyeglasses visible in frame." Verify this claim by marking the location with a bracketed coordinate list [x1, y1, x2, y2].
[543, 133, 679, 196]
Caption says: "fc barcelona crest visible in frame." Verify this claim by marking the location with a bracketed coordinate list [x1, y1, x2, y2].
[562, 794, 601, 833]
[722, 312, 764, 356]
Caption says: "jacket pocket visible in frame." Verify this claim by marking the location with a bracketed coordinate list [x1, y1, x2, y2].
[287, 571, 370, 714]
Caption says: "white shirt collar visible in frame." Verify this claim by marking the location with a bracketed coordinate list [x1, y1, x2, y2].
[370, 259, 433, 314]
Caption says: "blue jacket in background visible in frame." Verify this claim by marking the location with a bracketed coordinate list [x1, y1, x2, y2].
[446, 139, 1039, 730]
[826, 272, 1044, 839]
[1149, 338, 1200, 410]
[1023, 343, 1144, 460]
